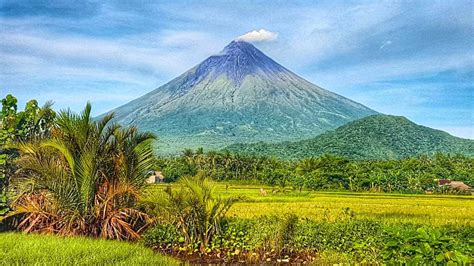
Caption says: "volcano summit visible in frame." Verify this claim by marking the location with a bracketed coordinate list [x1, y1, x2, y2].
[105, 40, 377, 153]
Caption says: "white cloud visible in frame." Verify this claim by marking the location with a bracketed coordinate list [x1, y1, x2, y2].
[237, 29, 278, 42]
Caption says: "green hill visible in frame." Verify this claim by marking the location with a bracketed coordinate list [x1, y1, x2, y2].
[224, 114, 474, 160]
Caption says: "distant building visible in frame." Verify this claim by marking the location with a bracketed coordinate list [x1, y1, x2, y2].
[448, 181, 471, 191]
[437, 179, 471, 191]
[146, 171, 165, 184]
[437, 179, 451, 186]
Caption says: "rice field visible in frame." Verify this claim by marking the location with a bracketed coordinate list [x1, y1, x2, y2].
[148, 183, 474, 226]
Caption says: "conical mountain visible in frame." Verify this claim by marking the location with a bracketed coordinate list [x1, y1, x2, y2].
[106, 40, 377, 153]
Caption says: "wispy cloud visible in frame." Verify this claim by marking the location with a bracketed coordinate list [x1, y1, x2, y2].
[237, 29, 278, 42]
[379, 40, 392, 49]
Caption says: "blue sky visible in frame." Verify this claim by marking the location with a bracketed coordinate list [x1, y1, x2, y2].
[0, 0, 473, 138]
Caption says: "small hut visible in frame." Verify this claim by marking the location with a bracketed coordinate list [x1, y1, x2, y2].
[437, 179, 471, 192]
[146, 171, 165, 184]
[448, 181, 471, 191]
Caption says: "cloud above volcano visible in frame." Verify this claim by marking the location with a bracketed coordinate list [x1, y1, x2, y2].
[237, 29, 278, 42]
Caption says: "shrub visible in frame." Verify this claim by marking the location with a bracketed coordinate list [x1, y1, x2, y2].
[292, 219, 383, 262]
[7, 104, 156, 240]
[382, 226, 472, 264]
[212, 218, 252, 252]
[147, 173, 243, 252]
[142, 223, 183, 249]
[142, 215, 473, 264]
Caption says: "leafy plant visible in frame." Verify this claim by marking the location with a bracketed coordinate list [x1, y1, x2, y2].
[212, 218, 252, 253]
[382, 227, 472, 264]
[0, 94, 56, 218]
[147, 173, 243, 252]
[7, 103, 156, 240]
[142, 223, 183, 249]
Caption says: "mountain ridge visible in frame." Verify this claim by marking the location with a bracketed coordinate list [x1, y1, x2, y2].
[224, 114, 474, 160]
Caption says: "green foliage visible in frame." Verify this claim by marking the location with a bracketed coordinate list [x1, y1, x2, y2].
[142, 223, 183, 249]
[226, 114, 474, 160]
[8, 103, 156, 240]
[382, 227, 472, 264]
[1, 94, 56, 142]
[0, 95, 16, 216]
[212, 218, 252, 252]
[142, 215, 473, 264]
[0, 94, 56, 217]
[156, 150, 473, 193]
[293, 219, 384, 262]
[0, 232, 179, 265]
[144, 173, 243, 252]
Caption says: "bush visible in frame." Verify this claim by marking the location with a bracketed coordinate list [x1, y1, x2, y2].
[142, 216, 473, 264]
[212, 218, 252, 253]
[142, 223, 183, 249]
[292, 219, 383, 262]
[8, 104, 156, 240]
[382, 226, 472, 264]
[145, 174, 242, 253]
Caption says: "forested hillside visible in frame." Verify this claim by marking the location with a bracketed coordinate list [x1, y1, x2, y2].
[225, 115, 474, 160]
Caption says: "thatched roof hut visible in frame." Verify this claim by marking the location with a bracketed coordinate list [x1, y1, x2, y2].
[448, 181, 471, 191]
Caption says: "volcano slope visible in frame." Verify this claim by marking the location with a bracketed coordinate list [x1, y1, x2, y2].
[104, 40, 377, 154]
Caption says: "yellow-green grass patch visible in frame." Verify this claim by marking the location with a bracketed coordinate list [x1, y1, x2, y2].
[147, 183, 474, 226]
[0, 232, 179, 265]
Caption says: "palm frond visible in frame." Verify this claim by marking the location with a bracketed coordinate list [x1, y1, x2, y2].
[10, 103, 156, 240]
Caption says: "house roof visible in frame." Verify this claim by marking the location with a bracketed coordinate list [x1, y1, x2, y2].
[449, 181, 470, 190]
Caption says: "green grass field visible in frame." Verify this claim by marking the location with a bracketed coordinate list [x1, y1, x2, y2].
[148, 183, 474, 226]
[0, 232, 179, 265]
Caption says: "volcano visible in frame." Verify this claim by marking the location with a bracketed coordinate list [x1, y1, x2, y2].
[105, 40, 377, 153]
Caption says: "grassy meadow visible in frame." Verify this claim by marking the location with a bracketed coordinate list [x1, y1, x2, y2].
[148, 183, 474, 226]
[0, 233, 179, 265]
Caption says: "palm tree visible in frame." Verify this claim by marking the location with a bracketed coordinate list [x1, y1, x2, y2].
[8, 103, 156, 240]
[148, 173, 242, 253]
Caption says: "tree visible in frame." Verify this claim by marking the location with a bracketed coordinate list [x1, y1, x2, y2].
[1, 94, 56, 216]
[149, 173, 242, 253]
[291, 173, 305, 192]
[7, 103, 155, 240]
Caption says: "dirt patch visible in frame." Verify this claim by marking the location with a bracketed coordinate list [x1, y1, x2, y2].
[152, 247, 316, 264]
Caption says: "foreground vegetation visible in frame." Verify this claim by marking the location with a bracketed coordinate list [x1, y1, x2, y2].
[143, 183, 473, 264]
[1, 96, 156, 239]
[0, 232, 179, 265]
[143, 215, 473, 264]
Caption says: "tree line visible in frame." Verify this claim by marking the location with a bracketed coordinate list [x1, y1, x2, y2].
[157, 149, 473, 193]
